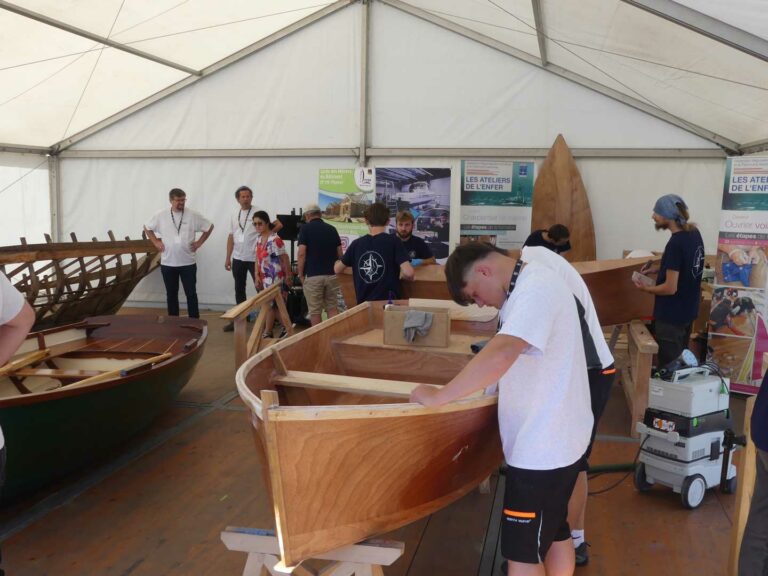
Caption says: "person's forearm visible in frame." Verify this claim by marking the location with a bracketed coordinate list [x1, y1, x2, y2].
[198, 226, 213, 245]
[645, 282, 677, 296]
[280, 254, 291, 277]
[272, 219, 283, 234]
[0, 303, 35, 366]
[145, 229, 161, 248]
[334, 260, 346, 275]
[435, 336, 523, 404]
[226, 235, 234, 260]
[297, 254, 305, 278]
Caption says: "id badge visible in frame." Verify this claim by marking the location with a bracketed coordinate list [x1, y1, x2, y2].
[173, 236, 182, 245]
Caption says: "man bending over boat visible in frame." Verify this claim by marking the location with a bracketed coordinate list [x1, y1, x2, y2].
[0, 272, 35, 576]
[411, 243, 592, 576]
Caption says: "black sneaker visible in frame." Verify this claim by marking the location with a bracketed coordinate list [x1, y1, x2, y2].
[575, 542, 590, 566]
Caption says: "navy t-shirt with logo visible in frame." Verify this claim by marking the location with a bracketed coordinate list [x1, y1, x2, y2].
[399, 234, 433, 261]
[523, 229, 571, 254]
[298, 219, 341, 277]
[654, 228, 705, 325]
[342, 233, 409, 303]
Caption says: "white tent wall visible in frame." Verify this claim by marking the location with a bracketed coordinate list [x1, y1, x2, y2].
[68, 5, 360, 151]
[59, 156, 354, 308]
[0, 152, 50, 247]
[369, 2, 719, 150]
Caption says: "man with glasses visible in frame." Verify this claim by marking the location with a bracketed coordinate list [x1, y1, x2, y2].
[145, 188, 214, 319]
[410, 242, 592, 576]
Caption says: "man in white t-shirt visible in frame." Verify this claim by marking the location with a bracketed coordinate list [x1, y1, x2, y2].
[0, 272, 35, 515]
[145, 188, 214, 319]
[518, 246, 616, 567]
[411, 243, 592, 576]
[223, 186, 283, 332]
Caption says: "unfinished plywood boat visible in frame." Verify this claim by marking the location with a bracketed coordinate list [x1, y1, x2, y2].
[339, 257, 656, 327]
[531, 134, 596, 262]
[0, 232, 160, 330]
[0, 315, 206, 500]
[236, 301, 501, 568]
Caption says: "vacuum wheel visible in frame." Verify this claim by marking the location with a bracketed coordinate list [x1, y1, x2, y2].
[681, 474, 707, 509]
[633, 463, 653, 492]
[723, 475, 738, 495]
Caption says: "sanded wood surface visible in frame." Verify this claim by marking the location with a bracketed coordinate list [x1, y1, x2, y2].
[531, 133, 596, 262]
[236, 302, 503, 567]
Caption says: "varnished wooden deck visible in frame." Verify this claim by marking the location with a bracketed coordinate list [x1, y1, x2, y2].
[0, 309, 747, 575]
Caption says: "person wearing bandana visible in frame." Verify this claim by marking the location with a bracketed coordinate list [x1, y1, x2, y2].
[633, 194, 705, 368]
[145, 188, 214, 319]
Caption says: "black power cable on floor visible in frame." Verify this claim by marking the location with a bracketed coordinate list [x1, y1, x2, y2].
[587, 437, 649, 496]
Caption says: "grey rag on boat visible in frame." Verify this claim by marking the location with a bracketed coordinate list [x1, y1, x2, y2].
[403, 310, 433, 342]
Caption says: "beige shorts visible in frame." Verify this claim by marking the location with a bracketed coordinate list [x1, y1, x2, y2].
[303, 275, 341, 315]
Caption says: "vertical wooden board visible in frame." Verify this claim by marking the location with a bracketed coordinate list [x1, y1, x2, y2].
[531, 134, 596, 262]
[729, 395, 756, 576]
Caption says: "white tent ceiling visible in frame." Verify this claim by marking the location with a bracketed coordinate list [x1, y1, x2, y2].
[0, 0, 766, 153]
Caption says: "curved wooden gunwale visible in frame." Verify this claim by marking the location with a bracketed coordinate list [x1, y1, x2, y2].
[0, 315, 207, 500]
[236, 302, 502, 568]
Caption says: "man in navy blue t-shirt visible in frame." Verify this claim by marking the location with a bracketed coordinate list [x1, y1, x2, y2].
[633, 194, 704, 368]
[523, 224, 571, 255]
[396, 210, 435, 267]
[335, 203, 414, 304]
[297, 203, 343, 325]
[739, 373, 768, 574]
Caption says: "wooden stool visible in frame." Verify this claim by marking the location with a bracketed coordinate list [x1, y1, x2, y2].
[221, 527, 404, 576]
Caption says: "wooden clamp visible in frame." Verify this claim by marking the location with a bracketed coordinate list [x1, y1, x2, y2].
[221, 526, 404, 576]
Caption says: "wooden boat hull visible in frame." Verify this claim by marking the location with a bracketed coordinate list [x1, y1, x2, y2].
[237, 303, 501, 567]
[0, 234, 160, 330]
[0, 315, 206, 501]
[339, 257, 656, 326]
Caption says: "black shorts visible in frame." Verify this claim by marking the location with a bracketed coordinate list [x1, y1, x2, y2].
[579, 364, 617, 471]
[500, 459, 581, 564]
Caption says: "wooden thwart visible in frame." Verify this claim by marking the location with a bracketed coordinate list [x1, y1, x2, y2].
[221, 527, 403, 576]
[274, 370, 440, 399]
[0, 349, 50, 377]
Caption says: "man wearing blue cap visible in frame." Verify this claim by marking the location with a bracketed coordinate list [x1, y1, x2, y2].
[633, 194, 705, 368]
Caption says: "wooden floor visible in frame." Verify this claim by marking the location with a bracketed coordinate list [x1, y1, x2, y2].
[0, 309, 748, 575]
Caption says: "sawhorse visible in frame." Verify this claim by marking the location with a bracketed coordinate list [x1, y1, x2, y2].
[221, 527, 404, 576]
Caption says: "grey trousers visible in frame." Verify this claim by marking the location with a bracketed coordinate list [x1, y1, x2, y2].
[740, 448, 768, 576]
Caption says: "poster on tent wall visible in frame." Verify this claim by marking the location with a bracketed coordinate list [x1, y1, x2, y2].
[374, 168, 452, 262]
[459, 160, 535, 250]
[318, 168, 375, 251]
[709, 155, 768, 394]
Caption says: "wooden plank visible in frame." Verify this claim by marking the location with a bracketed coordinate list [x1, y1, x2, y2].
[12, 369, 104, 379]
[222, 284, 282, 321]
[274, 371, 442, 399]
[0, 239, 157, 264]
[729, 395, 756, 576]
[66, 353, 172, 388]
[629, 320, 658, 355]
[408, 298, 498, 323]
[0, 349, 49, 377]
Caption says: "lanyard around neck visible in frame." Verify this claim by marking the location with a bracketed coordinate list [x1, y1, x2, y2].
[498, 259, 524, 330]
[170, 209, 184, 234]
[238, 207, 252, 232]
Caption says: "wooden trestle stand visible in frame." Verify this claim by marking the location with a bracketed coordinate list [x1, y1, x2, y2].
[221, 283, 295, 367]
[221, 527, 404, 576]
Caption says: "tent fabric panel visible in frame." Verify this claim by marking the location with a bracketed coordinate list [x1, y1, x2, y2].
[0, 152, 50, 247]
[399, 0, 541, 60]
[370, 3, 718, 149]
[673, 0, 768, 42]
[59, 156, 353, 306]
[69, 5, 360, 151]
[540, 0, 768, 145]
[8, 0, 337, 70]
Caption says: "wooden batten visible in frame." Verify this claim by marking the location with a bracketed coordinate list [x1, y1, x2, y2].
[729, 395, 756, 575]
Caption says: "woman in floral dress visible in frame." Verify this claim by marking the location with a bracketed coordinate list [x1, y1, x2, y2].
[252, 211, 292, 338]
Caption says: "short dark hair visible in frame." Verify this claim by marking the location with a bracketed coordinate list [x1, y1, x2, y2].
[547, 224, 570, 242]
[365, 202, 391, 227]
[169, 188, 186, 200]
[445, 242, 507, 306]
[235, 185, 252, 199]
[252, 210, 274, 230]
[396, 210, 414, 223]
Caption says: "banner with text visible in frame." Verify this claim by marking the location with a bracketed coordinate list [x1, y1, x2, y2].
[459, 160, 535, 250]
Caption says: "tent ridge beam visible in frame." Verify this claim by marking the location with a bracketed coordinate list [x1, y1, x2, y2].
[0, 143, 49, 154]
[366, 147, 726, 159]
[380, 0, 739, 153]
[59, 148, 359, 159]
[530, 0, 547, 66]
[0, 0, 200, 76]
[740, 139, 768, 156]
[619, 0, 768, 64]
[52, 0, 356, 152]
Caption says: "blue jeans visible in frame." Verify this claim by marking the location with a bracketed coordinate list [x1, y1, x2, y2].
[160, 264, 199, 318]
